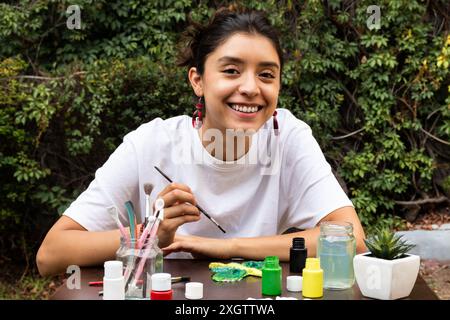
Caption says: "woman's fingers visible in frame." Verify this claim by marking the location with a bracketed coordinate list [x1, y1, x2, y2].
[162, 241, 183, 252]
[161, 241, 185, 256]
[163, 203, 200, 219]
[157, 182, 193, 198]
[161, 238, 195, 254]
[164, 189, 196, 208]
[161, 237, 226, 259]
[159, 206, 200, 233]
[153, 183, 201, 248]
[156, 183, 197, 208]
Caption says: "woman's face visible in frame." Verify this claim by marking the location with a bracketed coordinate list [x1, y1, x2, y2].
[189, 32, 281, 134]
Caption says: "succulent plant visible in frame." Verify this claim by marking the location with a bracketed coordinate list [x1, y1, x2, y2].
[364, 228, 416, 260]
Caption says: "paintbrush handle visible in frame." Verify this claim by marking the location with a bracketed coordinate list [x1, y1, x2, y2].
[154, 166, 226, 233]
[125, 201, 136, 240]
[131, 225, 160, 287]
[137, 216, 156, 249]
[191, 203, 226, 233]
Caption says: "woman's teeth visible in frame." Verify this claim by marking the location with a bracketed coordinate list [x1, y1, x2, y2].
[229, 104, 260, 113]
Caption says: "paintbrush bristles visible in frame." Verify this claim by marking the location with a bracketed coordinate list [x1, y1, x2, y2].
[143, 183, 154, 224]
[107, 206, 118, 219]
[144, 183, 154, 195]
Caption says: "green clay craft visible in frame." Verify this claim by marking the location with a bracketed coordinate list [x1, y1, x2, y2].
[209, 261, 264, 282]
[211, 268, 247, 282]
[242, 261, 264, 269]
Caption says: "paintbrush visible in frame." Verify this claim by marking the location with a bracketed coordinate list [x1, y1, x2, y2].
[124, 201, 137, 241]
[143, 183, 154, 228]
[141, 184, 154, 300]
[153, 166, 226, 233]
[171, 276, 190, 283]
[107, 206, 130, 247]
[138, 198, 164, 249]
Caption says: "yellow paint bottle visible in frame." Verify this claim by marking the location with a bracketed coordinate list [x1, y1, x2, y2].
[302, 258, 323, 298]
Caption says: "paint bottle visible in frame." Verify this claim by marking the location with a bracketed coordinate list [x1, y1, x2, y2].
[289, 237, 307, 273]
[185, 282, 203, 300]
[150, 273, 173, 300]
[286, 275, 303, 292]
[103, 260, 125, 300]
[302, 258, 323, 298]
[262, 256, 282, 296]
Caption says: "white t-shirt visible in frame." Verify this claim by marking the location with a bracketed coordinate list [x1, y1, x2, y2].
[64, 108, 353, 257]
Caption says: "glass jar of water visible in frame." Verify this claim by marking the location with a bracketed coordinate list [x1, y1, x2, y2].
[317, 221, 356, 290]
[116, 237, 163, 299]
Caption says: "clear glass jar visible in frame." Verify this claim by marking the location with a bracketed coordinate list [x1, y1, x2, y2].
[317, 221, 356, 290]
[116, 237, 163, 299]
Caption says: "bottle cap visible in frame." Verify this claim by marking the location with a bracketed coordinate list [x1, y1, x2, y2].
[292, 237, 305, 249]
[264, 256, 280, 268]
[104, 261, 123, 279]
[185, 282, 203, 300]
[305, 258, 321, 270]
[155, 198, 165, 211]
[286, 276, 303, 292]
[151, 273, 171, 291]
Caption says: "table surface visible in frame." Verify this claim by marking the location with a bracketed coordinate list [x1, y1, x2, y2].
[51, 259, 439, 300]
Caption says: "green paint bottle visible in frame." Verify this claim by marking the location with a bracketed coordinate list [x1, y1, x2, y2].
[262, 256, 282, 296]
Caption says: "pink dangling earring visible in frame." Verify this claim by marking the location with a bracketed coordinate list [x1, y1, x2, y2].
[273, 110, 279, 136]
[192, 96, 204, 129]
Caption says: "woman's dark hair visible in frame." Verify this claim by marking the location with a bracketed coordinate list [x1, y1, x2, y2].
[177, 7, 284, 76]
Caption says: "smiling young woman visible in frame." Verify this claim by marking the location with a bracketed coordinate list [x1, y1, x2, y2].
[36, 7, 366, 277]
[189, 33, 280, 134]
[188, 32, 281, 161]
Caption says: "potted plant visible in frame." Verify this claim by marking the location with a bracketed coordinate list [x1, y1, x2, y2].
[353, 228, 419, 300]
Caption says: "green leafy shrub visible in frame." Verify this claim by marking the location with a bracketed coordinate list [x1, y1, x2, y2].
[0, 0, 448, 263]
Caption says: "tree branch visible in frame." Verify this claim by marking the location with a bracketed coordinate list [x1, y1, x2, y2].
[331, 127, 365, 140]
[394, 196, 449, 206]
[0, 71, 86, 81]
[420, 127, 450, 146]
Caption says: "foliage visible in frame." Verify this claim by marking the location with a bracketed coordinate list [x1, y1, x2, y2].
[0, 269, 61, 299]
[364, 227, 416, 260]
[0, 0, 448, 262]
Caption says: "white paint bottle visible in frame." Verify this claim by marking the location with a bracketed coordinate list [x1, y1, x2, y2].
[103, 260, 125, 300]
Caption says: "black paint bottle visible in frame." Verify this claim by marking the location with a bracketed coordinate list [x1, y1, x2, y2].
[289, 237, 307, 274]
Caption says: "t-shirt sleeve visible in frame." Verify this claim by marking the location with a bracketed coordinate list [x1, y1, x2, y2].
[63, 132, 140, 232]
[279, 123, 353, 233]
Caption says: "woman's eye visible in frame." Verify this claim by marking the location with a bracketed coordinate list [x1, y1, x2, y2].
[223, 68, 239, 75]
[260, 72, 275, 79]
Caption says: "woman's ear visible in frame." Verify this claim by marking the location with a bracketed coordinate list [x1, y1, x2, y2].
[188, 67, 203, 97]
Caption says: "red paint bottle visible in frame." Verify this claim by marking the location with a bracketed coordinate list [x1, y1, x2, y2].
[150, 273, 172, 300]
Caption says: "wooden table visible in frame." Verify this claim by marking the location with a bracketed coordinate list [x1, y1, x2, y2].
[51, 259, 439, 300]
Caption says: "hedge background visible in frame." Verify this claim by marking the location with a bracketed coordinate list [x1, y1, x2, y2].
[0, 0, 449, 270]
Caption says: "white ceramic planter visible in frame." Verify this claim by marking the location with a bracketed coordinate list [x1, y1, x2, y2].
[353, 253, 420, 300]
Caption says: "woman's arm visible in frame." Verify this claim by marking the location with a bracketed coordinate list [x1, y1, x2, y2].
[37, 182, 199, 277]
[36, 216, 123, 276]
[163, 206, 367, 261]
[232, 206, 366, 261]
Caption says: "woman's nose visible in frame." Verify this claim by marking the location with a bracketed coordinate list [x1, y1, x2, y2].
[238, 73, 260, 97]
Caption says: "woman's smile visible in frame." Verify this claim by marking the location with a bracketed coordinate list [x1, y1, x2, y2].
[226, 102, 264, 119]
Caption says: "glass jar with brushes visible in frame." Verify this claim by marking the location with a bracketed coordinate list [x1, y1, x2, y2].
[116, 236, 163, 300]
[317, 221, 356, 290]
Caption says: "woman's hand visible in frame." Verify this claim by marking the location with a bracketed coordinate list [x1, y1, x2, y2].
[155, 183, 201, 248]
[161, 234, 235, 259]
